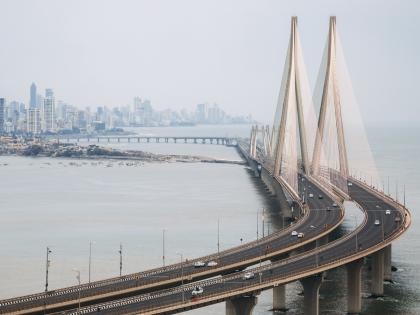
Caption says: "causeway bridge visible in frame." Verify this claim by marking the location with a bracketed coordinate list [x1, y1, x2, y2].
[54, 136, 236, 146]
[0, 16, 411, 315]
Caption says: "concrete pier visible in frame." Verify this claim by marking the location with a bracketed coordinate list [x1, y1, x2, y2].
[272, 285, 287, 311]
[226, 295, 258, 315]
[384, 244, 392, 281]
[346, 258, 364, 314]
[371, 249, 384, 296]
[300, 273, 323, 315]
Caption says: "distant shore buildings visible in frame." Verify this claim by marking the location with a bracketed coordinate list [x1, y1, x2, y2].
[0, 83, 254, 136]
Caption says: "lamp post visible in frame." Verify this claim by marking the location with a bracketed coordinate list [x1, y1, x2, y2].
[256, 211, 259, 240]
[72, 269, 81, 314]
[351, 214, 358, 252]
[162, 229, 166, 267]
[45, 247, 52, 292]
[176, 253, 185, 303]
[118, 243, 123, 277]
[262, 208, 265, 238]
[217, 218, 220, 256]
[88, 241, 95, 283]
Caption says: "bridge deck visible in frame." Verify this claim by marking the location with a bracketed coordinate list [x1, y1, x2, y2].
[50, 179, 409, 315]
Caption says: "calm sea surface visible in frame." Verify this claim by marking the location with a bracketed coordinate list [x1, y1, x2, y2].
[0, 124, 418, 315]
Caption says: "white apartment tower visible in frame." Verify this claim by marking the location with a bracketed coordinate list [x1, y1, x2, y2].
[42, 95, 55, 132]
[27, 108, 41, 134]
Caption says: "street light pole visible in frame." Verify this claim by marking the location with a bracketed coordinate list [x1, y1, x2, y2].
[217, 218, 220, 256]
[45, 247, 52, 292]
[176, 253, 184, 303]
[351, 215, 358, 252]
[162, 229, 166, 267]
[72, 269, 81, 314]
[262, 208, 265, 238]
[118, 243, 123, 277]
[404, 184, 406, 207]
[256, 211, 259, 240]
[88, 241, 95, 283]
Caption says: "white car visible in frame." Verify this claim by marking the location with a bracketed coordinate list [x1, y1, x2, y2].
[243, 272, 255, 280]
[385, 210, 391, 215]
[332, 203, 338, 207]
[291, 230, 298, 236]
[206, 260, 218, 267]
[374, 219, 380, 226]
[191, 286, 204, 296]
[297, 232, 304, 238]
[348, 182, 353, 186]
[193, 261, 206, 268]
[309, 193, 314, 198]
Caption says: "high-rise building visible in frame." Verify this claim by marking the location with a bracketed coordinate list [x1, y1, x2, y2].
[45, 88, 54, 98]
[30, 83, 37, 108]
[27, 108, 41, 134]
[42, 96, 55, 132]
[0, 98, 5, 132]
[196, 103, 208, 123]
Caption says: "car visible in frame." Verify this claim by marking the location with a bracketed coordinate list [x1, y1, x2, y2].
[395, 216, 401, 222]
[326, 207, 331, 211]
[374, 219, 380, 226]
[243, 272, 255, 280]
[385, 210, 391, 215]
[318, 194, 323, 199]
[309, 193, 314, 198]
[332, 203, 338, 207]
[297, 232, 304, 238]
[191, 286, 204, 296]
[348, 182, 353, 186]
[193, 261, 206, 268]
[206, 260, 218, 267]
[291, 230, 298, 236]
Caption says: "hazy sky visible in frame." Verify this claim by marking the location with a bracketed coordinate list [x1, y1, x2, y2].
[0, 0, 419, 123]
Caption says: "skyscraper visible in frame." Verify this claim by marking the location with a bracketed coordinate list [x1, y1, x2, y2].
[27, 108, 41, 134]
[30, 83, 37, 109]
[0, 98, 5, 132]
[42, 96, 55, 132]
[45, 88, 54, 98]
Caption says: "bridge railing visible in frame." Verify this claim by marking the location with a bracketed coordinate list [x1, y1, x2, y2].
[107, 183, 411, 315]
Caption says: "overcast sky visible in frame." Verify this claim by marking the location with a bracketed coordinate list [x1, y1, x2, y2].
[0, 0, 419, 123]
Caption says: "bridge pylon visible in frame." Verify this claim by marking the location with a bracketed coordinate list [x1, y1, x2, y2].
[312, 16, 349, 180]
[270, 16, 314, 196]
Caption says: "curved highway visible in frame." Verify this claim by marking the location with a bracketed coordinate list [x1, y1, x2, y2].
[0, 160, 343, 314]
[51, 179, 410, 315]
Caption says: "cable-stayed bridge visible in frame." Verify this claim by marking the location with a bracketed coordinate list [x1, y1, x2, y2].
[0, 16, 411, 315]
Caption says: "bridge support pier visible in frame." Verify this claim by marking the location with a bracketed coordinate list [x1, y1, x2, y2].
[226, 295, 258, 315]
[371, 249, 384, 297]
[272, 285, 287, 311]
[300, 273, 323, 315]
[384, 244, 392, 281]
[346, 258, 364, 314]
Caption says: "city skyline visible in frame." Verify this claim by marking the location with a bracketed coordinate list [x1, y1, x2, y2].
[0, 82, 253, 134]
[0, 1, 419, 124]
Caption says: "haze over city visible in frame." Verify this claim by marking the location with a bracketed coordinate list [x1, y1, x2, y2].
[0, 0, 419, 123]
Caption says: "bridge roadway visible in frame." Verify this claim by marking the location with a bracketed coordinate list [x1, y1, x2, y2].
[0, 174, 343, 314]
[54, 136, 235, 145]
[52, 179, 410, 314]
